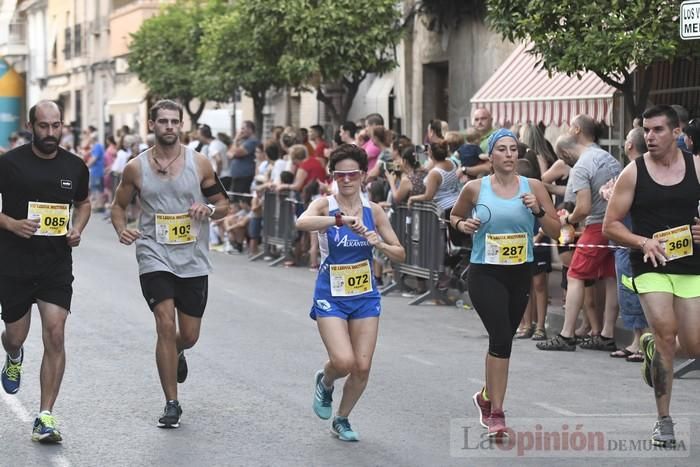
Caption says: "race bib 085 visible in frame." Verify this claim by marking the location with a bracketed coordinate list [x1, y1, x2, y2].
[28, 202, 70, 236]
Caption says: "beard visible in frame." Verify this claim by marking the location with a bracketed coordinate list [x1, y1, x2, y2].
[156, 132, 179, 146]
[33, 136, 59, 154]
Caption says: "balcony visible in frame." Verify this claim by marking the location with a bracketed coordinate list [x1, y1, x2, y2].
[0, 21, 28, 58]
[109, 0, 166, 57]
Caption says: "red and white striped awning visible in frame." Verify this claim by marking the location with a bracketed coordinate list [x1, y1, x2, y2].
[471, 43, 618, 127]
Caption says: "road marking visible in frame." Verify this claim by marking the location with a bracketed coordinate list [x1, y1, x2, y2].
[442, 325, 471, 333]
[403, 354, 436, 366]
[1, 392, 72, 467]
[0, 390, 32, 422]
[533, 402, 577, 416]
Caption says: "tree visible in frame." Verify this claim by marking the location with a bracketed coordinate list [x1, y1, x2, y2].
[197, 1, 305, 135]
[486, 0, 698, 120]
[284, 0, 405, 125]
[127, 0, 227, 128]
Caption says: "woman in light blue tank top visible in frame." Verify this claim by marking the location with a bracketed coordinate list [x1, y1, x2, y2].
[295, 144, 405, 441]
[448, 129, 560, 437]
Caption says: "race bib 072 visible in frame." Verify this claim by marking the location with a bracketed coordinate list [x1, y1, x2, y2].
[330, 260, 373, 297]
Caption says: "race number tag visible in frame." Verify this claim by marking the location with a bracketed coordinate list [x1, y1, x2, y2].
[155, 213, 196, 244]
[485, 232, 528, 265]
[653, 225, 693, 261]
[27, 202, 70, 236]
[330, 260, 373, 297]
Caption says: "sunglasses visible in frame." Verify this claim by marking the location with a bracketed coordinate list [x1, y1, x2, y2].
[333, 170, 363, 181]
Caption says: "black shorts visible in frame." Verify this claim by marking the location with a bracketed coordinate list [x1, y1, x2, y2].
[0, 258, 74, 323]
[533, 246, 553, 275]
[139, 271, 208, 318]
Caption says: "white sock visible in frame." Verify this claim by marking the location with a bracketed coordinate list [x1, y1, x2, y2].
[39, 410, 51, 417]
[8, 348, 22, 363]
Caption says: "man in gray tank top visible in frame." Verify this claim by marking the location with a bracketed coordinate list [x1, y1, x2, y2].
[111, 100, 229, 429]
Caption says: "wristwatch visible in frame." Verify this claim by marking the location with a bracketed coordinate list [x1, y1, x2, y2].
[533, 206, 546, 218]
[335, 211, 344, 227]
[206, 203, 216, 217]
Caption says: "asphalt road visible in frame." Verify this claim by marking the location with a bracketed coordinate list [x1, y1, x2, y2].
[0, 219, 698, 466]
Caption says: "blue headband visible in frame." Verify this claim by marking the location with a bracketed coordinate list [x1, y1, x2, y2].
[487, 128, 518, 155]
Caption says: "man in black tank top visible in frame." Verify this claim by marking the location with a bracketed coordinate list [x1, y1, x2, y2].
[603, 105, 700, 448]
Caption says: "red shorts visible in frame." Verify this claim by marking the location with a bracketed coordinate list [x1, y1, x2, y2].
[567, 223, 616, 280]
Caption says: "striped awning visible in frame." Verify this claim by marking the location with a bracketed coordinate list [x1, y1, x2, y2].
[471, 43, 619, 127]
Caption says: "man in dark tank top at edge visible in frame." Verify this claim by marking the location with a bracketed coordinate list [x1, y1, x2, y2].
[111, 100, 230, 429]
[603, 104, 700, 448]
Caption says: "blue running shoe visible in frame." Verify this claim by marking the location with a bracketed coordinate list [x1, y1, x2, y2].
[32, 413, 63, 443]
[640, 333, 655, 388]
[313, 370, 333, 420]
[1, 347, 23, 394]
[331, 416, 359, 442]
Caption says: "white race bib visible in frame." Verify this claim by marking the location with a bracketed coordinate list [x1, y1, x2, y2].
[485, 232, 528, 265]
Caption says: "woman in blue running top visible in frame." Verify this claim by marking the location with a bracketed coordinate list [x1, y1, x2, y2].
[450, 129, 559, 438]
[296, 144, 405, 442]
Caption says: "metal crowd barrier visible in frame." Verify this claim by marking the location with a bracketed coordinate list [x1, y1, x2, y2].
[381, 201, 446, 305]
[249, 190, 297, 266]
[674, 359, 700, 379]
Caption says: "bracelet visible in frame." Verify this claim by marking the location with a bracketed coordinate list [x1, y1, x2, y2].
[455, 219, 464, 230]
[639, 238, 649, 249]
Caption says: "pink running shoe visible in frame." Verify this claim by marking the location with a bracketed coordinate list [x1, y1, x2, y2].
[472, 390, 491, 428]
[487, 409, 509, 438]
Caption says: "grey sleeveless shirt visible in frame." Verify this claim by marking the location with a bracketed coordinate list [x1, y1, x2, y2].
[135, 146, 212, 277]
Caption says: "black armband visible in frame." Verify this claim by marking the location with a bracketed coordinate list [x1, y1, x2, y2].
[202, 174, 227, 198]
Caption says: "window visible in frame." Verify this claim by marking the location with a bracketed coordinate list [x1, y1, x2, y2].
[63, 27, 71, 59]
[74, 24, 82, 56]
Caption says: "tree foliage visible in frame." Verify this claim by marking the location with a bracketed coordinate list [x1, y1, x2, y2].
[198, 1, 305, 134]
[127, 0, 227, 126]
[283, 0, 404, 125]
[486, 0, 697, 119]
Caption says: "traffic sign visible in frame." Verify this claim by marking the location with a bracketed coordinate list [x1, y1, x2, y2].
[681, 0, 700, 40]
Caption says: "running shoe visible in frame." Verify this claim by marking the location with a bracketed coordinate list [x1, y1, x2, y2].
[652, 416, 676, 447]
[1, 347, 23, 394]
[640, 332, 655, 388]
[32, 413, 62, 443]
[313, 370, 333, 420]
[331, 416, 359, 442]
[472, 389, 491, 428]
[177, 351, 188, 384]
[157, 400, 183, 428]
[486, 409, 509, 438]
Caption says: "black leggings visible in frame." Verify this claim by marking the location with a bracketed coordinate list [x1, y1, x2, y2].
[467, 263, 534, 359]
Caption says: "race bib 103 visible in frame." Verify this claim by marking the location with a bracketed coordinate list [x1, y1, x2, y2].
[155, 213, 196, 244]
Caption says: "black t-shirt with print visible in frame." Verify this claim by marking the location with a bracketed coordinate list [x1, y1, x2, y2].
[0, 143, 89, 276]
